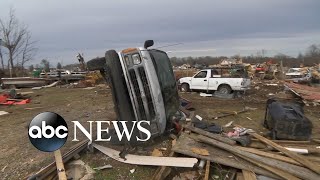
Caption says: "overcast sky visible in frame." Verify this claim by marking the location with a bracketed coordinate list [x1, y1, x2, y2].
[1, 0, 320, 65]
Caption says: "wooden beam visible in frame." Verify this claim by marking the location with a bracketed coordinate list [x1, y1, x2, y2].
[26, 139, 89, 179]
[242, 170, 257, 180]
[238, 154, 299, 180]
[184, 125, 236, 145]
[238, 146, 301, 166]
[197, 135, 320, 179]
[53, 150, 67, 180]
[236, 172, 245, 180]
[204, 160, 210, 180]
[172, 134, 280, 179]
[152, 151, 174, 180]
[250, 132, 320, 174]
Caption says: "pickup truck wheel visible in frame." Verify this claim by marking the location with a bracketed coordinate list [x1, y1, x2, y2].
[218, 85, 232, 94]
[181, 83, 190, 92]
[105, 50, 139, 144]
[105, 50, 135, 120]
[86, 57, 106, 71]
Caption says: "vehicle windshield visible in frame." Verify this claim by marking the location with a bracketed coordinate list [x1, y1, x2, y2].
[148, 49, 179, 119]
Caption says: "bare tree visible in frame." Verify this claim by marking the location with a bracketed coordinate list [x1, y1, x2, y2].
[20, 32, 37, 69]
[0, 39, 4, 70]
[0, 8, 34, 76]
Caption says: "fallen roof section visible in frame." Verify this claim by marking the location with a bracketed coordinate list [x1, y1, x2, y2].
[92, 143, 198, 168]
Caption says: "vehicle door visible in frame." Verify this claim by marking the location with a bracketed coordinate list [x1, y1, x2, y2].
[191, 70, 209, 90]
[208, 69, 221, 90]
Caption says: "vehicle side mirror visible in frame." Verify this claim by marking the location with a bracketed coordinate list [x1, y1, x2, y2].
[144, 40, 154, 49]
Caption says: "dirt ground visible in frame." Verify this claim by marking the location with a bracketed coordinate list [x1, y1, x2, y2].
[0, 81, 319, 179]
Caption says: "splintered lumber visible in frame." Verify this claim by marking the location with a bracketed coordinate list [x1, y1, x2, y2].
[237, 172, 245, 180]
[152, 151, 175, 180]
[242, 170, 257, 180]
[250, 132, 320, 174]
[213, 109, 248, 119]
[197, 135, 320, 179]
[184, 125, 236, 145]
[237, 154, 299, 180]
[26, 139, 90, 179]
[172, 134, 280, 179]
[204, 160, 210, 180]
[251, 139, 311, 144]
[53, 150, 67, 180]
[93, 144, 197, 167]
[238, 146, 301, 166]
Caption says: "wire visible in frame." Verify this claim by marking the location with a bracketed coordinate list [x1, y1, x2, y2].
[155, 43, 184, 49]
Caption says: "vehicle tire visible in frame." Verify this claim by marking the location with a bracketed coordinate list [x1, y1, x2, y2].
[105, 50, 135, 121]
[105, 50, 139, 144]
[86, 57, 106, 71]
[217, 85, 232, 94]
[181, 83, 190, 92]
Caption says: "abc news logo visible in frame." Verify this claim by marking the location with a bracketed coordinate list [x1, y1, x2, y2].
[28, 112, 68, 152]
[28, 112, 151, 152]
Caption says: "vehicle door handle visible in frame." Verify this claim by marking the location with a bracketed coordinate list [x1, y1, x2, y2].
[204, 79, 207, 81]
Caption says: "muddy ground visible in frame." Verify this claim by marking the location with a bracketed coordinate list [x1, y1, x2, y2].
[0, 81, 319, 179]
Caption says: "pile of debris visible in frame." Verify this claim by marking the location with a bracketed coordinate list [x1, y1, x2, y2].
[27, 103, 320, 180]
[285, 82, 320, 106]
[0, 89, 31, 105]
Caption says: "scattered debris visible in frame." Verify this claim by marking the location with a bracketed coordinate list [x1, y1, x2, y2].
[223, 121, 234, 127]
[83, 87, 95, 90]
[0, 111, 9, 116]
[129, 169, 135, 174]
[93, 164, 112, 171]
[200, 92, 213, 97]
[191, 148, 210, 156]
[31, 87, 42, 90]
[65, 159, 95, 180]
[1, 165, 7, 172]
[151, 149, 163, 157]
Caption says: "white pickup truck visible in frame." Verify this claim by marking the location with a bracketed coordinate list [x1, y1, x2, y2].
[178, 67, 251, 94]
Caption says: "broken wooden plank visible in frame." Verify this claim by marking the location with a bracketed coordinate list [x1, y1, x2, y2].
[53, 150, 67, 180]
[204, 160, 210, 180]
[197, 135, 320, 179]
[212, 109, 248, 120]
[184, 125, 236, 145]
[237, 172, 245, 180]
[251, 139, 311, 144]
[26, 139, 90, 179]
[152, 151, 175, 180]
[93, 144, 197, 168]
[237, 154, 299, 180]
[250, 132, 320, 174]
[172, 134, 280, 179]
[242, 170, 257, 180]
[238, 146, 301, 166]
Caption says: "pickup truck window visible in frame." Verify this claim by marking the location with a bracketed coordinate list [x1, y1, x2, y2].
[211, 69, 220, 77]
[194, 71, 207, 78]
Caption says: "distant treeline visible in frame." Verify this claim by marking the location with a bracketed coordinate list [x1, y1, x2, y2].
[170, 44, 320, 67]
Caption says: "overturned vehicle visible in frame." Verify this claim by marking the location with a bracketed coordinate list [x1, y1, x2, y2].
[87, 40, 180, 141]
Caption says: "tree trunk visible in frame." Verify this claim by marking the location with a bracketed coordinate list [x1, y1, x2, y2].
[9, 51, 14, 77]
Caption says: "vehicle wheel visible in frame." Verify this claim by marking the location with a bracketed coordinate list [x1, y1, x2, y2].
[87, 57, 106, 71]
[218, 85, 232, 94]
[181, 83, 190, 92]
[105, 50, 135, 121]
[105, 50, 139, 144]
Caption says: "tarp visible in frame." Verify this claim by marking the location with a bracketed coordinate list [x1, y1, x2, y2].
[0, 94, 31, 105]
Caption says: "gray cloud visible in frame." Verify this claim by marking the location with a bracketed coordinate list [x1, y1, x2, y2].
[1, 0, 320, 65]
